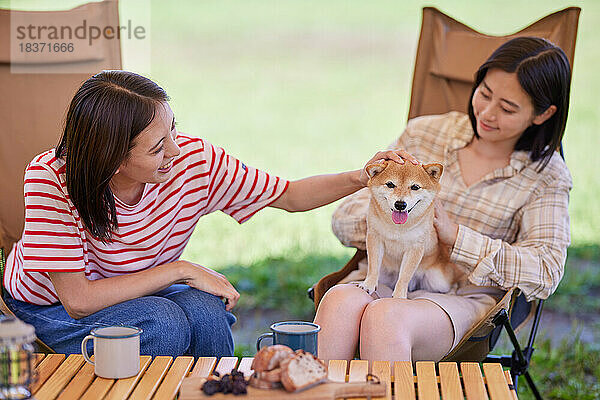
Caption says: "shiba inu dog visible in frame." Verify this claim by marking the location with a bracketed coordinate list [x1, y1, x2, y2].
[357, 161, 466, 299]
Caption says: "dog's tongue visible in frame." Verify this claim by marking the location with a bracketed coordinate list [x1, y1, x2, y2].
[392, 211, 408, 224]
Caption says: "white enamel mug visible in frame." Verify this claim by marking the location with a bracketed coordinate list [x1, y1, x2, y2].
[81, 326, 142, 379]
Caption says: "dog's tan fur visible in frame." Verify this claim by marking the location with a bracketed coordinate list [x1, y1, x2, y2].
[358, 161, 466, 298]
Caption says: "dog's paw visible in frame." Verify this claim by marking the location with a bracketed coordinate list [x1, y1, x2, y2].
[357, 280, 377, 294]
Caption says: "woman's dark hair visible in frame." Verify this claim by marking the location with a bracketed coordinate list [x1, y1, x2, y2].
[467, 37, 571, 172]
[56, 70, 169, 242]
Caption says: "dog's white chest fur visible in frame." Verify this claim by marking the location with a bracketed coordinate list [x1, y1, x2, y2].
[368, 212, 445, 293]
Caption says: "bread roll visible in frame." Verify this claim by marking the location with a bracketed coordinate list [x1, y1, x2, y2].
[251, 344, 294, 372]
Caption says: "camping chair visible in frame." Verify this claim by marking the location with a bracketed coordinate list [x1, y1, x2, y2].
[309, 7, 580, 399]
[0, 0, 122, 353]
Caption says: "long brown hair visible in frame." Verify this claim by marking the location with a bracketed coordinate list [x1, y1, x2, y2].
[56, 70, 169, 242]
[468, 37, 571, 171]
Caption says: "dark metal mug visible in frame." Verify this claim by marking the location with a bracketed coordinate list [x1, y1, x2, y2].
[256, 321, 320, 356]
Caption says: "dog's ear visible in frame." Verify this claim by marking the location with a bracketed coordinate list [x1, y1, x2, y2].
[423, 163, 443, 180]
[365, 161, 388, 178]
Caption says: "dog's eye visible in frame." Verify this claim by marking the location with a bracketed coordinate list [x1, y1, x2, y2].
[411, 184, 421, 191]
[386, 182, 396, 188]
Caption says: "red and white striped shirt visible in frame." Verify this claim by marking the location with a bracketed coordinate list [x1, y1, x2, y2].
[4, 135, 289, 305]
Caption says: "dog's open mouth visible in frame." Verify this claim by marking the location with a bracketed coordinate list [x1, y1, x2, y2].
[391, 200, 421, 225]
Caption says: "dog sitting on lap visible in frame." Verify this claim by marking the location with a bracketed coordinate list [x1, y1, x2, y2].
[357, 160, 466, 299]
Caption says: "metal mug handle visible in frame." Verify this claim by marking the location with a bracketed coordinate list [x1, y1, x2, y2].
[81, 335, 95, 365]
[256, 332, 274, 351]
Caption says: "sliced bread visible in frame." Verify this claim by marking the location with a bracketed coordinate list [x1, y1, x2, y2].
[280, 350, 328, 392]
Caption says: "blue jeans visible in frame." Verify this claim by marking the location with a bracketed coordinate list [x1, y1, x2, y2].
[3, 285, 236, 358]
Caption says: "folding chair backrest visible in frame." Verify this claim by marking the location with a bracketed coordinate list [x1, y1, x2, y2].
[0, 0, 121, 255]
[408, 6, 580, 120]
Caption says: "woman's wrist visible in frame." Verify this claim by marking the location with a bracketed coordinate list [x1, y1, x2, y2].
[172, 260, 192, 283]
[354, 168, 368, 188]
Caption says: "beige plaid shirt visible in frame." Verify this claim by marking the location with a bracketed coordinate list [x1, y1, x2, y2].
[332, 112, 572, 301]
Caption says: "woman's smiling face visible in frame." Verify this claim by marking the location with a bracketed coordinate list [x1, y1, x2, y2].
[113, 102, 181, 191]
[471, 68, 538, 147]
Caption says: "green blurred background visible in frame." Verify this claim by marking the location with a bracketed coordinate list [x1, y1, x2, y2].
[150, 0, 599, 268]
[6, 0, 599, 267]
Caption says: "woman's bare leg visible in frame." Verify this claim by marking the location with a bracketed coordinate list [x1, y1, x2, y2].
[359, 298, 454, 362]
[314, 284, 373, 363]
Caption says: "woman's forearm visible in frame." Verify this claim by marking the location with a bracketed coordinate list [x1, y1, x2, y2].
[271, 149, 414, 213]
[50, 261, 188, 319]
[274, 170, 363, 212]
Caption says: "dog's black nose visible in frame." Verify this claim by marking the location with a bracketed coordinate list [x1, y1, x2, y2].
[394, 201, 407, 211]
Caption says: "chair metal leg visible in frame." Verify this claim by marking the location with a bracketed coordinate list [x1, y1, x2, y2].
[493, 308, 544, 400]
[524, 370, 543, 400]
[492, 310, 529, 369]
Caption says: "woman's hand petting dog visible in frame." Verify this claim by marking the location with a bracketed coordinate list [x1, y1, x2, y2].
[359, 149, 420, 186]
[178, 261, 240, 311]
[433, 199, 459, 247]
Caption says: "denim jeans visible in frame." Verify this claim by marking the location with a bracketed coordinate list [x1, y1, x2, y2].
[3, 285, 236, 358]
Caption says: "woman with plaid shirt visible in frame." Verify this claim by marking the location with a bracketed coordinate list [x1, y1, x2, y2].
[315, 37, 572, 363]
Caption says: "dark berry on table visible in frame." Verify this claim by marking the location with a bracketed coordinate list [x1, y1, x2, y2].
[201, 379, 222, 396]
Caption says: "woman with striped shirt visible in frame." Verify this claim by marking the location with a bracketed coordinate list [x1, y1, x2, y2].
[3, 70, 411, 357]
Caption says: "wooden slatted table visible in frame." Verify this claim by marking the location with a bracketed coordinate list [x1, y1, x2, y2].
[31, 354, 517, 399]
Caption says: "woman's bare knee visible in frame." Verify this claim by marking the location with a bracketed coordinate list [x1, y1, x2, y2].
[359, 298, 454, 362]
[316, 284, 372, 315]
[360, 299, 413, 361]
[361, 298, 415, 330]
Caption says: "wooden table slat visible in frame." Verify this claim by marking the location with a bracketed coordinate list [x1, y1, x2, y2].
[438, 362, 463, 400]
[151, 356, 193, 400]
[327, 359, 347, 382]
[31, 354, 66, 394]
[56, 361, 95, 400]
[35, 354, 85, 400]
[460, 362, 489, 400]
[104, 356, 152, 400]
[348, 360, 370, 400]
[214, 357, 239, 376]
[189, 357, 217, 377]
[504, 370, 518, 400]
[348, 359, 369, 381]
[128, 356, 172, 400]
[372, 361, 391, 400]
[34, 353, 47, 367]
[483, 363, 512, 400]
[237, 357, 255, 378]
[415, 361, 439, 400]
[80, 377, 115, 400]
[393, 361, 415, 400]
